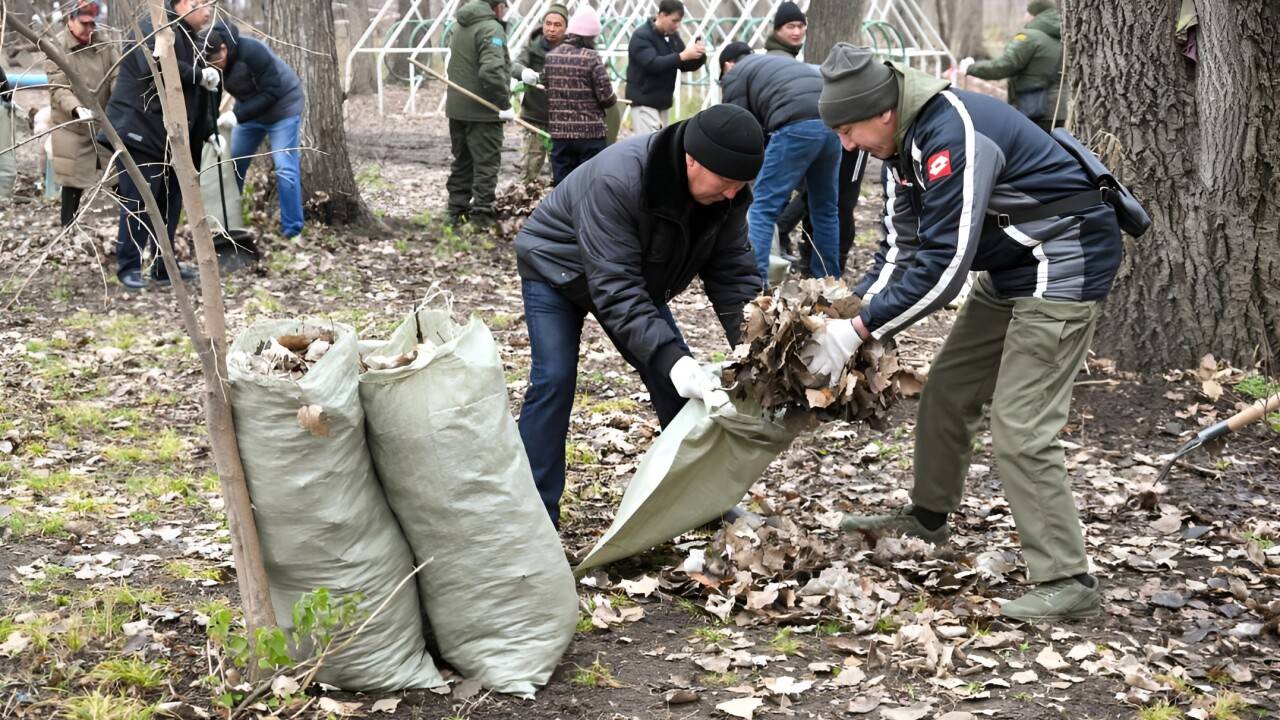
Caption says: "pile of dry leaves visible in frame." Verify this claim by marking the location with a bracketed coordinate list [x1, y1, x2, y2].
[493, 180, 551, 237]
[723, 278, 923, 424]
[233, 326, 334, 379]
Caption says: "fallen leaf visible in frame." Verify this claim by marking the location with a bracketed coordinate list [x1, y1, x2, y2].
[881, 703, 932, 720]
[619, 575, 660, 597]
[716, 696, 764, 719]
[271, 675, 300, 697]
[847, 694, 883, 714]
[297, 404, 330, 437]
[370, 698, 401, 713]
[1010, 670, 1039, 684]
[1035, 646, 1068, 671]
[316, 697, 362, 716]
[665, 689, 699, 704]
[0, 632, 29, 656]
[1151, 513, 1183, 534]
[763, 676, 814, 695]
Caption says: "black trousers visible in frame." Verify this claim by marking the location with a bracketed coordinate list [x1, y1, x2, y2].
[777, 148, 869, 274]
[60, 186, 84, 228]
[550, 137, 606, 186]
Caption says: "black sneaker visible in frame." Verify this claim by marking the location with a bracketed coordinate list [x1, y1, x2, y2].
[151, 263, 199, 285]
[118, 269, 146, 290]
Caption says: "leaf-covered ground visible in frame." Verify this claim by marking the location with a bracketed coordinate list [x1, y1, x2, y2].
[1, 87, 1278, 720]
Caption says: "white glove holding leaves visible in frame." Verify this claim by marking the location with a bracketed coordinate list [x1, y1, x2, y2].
[669, 355, 718, 402]
[217, 110, 238, 130]
[802, 318, 864, 382]
[958, 56, 975, 74]
[497, 108, 516, 121]
[75, 107, 94, 121]
[200, 66, 221, 91]
[520, 68, 540, 85]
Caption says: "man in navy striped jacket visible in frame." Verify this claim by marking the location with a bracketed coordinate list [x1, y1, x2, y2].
[806, 43, 1123, 622]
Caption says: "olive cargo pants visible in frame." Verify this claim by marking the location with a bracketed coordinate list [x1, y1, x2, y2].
[912, 273, 1099, 583]
[446, 119, 504, 219]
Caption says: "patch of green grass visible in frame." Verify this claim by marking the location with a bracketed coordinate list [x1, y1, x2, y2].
[1234, 375, 1280, 401]
[691, 626, 729, 645]
[1208, 691, 1248, 720]
[20, 469, 78, 495]
[356, 164, 393, 191]
[608, 592, 636, 608]
[873, 615, 900, 634]
[1244, 530, 1275, 550]
[60, 691, 156, 720]
[569, 657, 620, 688]
[1136, 699, 1184, 720]
[575, 614, 595, 634]
[165, 560, 222, 583]
[52, 403, 108, 433]
[65, 311, 148, 351]
[565, 441, 599, 465]
[769, 628, 802, 656]
[89, 658, 169, 690]
[816, 620, 847, 636]
[575, 395, 639, 415]
[702, 671, 741, 686]
[675, 597, 704, 619]
[482, 312, 518, 331]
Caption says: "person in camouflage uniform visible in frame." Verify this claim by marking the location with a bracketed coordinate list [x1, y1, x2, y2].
[960, 0, 1066, 132]
[511, 4, 567, 183]
[445, 0, 514, 228]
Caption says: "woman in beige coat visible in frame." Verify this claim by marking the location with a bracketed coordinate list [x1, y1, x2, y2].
[46, 1, 118, 227]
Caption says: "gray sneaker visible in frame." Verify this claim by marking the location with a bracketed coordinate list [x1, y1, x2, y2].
[840, 505, 950, 545]
[1000, 577, 1101, 622]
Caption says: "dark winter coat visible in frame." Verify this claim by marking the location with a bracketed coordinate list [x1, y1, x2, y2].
[624, 20, 704, 110]
[101, 2, 218, 161]
[719, 53, 822, 133]
[222, 34, 304, 125]
[544, 36, 616, 140]
[511, 28, 554, 127]
[966, 9, 1066, 124]
[515, 120, 761, 376]
[445, 0, 511, 122]
[852, 64, 1121, 341]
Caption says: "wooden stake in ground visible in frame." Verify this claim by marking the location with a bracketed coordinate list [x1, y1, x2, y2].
[411, 59, 550, 140]
[6, 7, 277, 643]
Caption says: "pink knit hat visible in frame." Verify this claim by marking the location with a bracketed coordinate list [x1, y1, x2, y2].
[568, 6, 602, 37]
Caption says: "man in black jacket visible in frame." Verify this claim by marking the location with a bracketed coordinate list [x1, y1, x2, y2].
[625, 0, 705, 134]
[514, 104, 764, 526]
[719, 46, 842, 281]
[102, 0, 219, 289]
[204, 25, 305, 237]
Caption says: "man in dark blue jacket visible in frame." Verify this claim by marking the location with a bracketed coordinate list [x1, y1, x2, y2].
[514, 104, 764, 527]
[624, 0, 704, 134]
[102, 0, 218, 289]
[809, 44, 1122, 622]
[719, 44, 841, 281]
[204, 24, 305, 237]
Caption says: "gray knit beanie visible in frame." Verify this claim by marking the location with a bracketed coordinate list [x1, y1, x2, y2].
[817, 43, 899, 128]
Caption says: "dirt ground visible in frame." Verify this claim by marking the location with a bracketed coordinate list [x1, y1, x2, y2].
[1, 86, 1278, 720]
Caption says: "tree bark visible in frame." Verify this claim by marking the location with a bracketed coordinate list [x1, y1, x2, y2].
[1063, 0, 1280, 370]
[805, 0, 869, 66]
[262, 0, 373, 226]
[935, 0, 986, 59]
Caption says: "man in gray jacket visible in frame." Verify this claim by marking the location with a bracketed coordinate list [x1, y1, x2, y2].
[514, 104, 765, 526]
[719, 44, 841, 281]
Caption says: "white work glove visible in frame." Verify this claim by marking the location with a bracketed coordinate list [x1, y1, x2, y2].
[669, 355, 717, 401]
[210, 133, 227, 156]
[520, 67, 540, 85]
[217, 110, 238, 130]
[200, 66, 221, 91]
[958, 56, 975, 74]
[497, 108, 516, 121]
[802, 318, 864, 382]
[75, 106, 94, 121]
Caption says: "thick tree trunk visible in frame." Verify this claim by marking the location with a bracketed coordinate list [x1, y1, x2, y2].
[1063, 0, 1280, 370]
[263, 0, 373, 226]
[805, 0, 869, 66]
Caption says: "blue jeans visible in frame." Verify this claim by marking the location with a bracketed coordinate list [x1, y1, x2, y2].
[748, 119, 842, 280]
[230, 114, 303, 237]
[517, 279, 690, 526]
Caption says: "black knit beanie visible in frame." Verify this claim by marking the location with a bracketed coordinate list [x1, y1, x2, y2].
[773, 1, 805, 29]
[718, 42, 753, 78]
[683, 105, 765, 182]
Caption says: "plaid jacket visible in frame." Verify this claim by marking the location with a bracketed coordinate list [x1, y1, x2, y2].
[544, 36, 617, 139]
